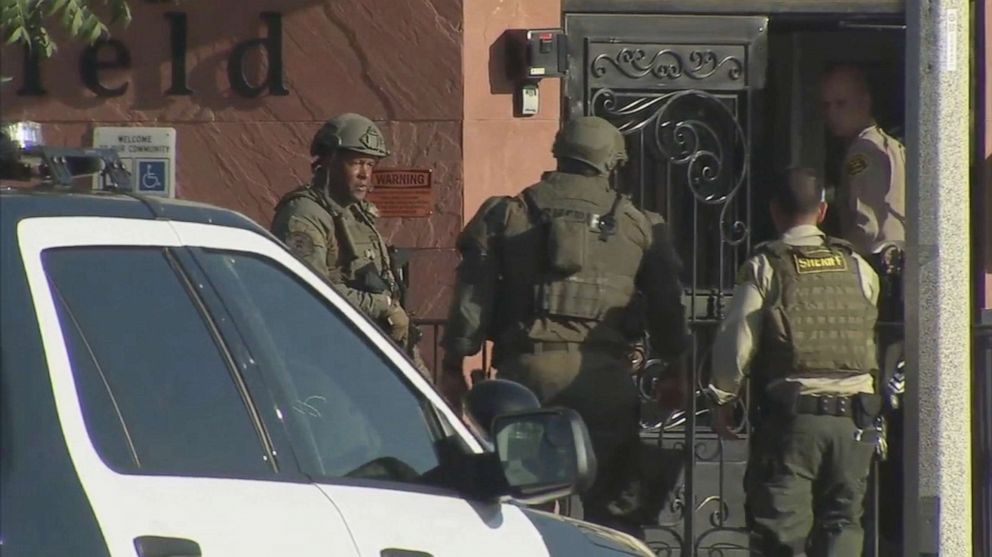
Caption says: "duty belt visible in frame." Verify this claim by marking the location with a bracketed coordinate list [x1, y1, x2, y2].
[794, 394, 856, 417]
[517, 341, 627, 359]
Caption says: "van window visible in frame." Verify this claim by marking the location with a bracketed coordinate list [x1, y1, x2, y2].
[196, 250, 442, 484]
[44, 247, 273, 478]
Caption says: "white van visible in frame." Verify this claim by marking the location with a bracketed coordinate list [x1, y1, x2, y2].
[0, 188, 654, 557]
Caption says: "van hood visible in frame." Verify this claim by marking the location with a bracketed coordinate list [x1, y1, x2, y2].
[519, 508, 654, 556]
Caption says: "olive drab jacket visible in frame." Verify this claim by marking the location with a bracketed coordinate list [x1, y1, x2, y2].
[442, 171, 688, 363]
[271, 184, 400, 321]
[754, 237, 879, 385]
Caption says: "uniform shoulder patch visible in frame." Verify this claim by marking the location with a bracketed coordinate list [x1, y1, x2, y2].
[846, 153, 869, 176]
[285, 231, 316, 257]
[792, 250, 848, 274]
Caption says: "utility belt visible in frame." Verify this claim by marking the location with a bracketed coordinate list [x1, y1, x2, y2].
[764, 388, 883, 430]
[506, 340, 628, 361]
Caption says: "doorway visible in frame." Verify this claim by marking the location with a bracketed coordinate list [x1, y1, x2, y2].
[564, 7, 906, 556]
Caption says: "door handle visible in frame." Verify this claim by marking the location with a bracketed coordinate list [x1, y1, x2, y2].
[381, 550, 433, 557]
[134, 535, 202, 557]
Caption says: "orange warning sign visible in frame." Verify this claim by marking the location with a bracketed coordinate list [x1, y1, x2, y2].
[368, 169, 433, 218]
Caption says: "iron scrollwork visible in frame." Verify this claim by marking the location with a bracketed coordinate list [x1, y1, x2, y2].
[592, 88, 750, 248]
[591, 47, 744, 82]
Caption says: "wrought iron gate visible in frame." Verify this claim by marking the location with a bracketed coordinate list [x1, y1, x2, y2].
[565, 14, 768, 555]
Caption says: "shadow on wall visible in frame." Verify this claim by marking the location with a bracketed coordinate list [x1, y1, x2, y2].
[489, 31, 516, 96]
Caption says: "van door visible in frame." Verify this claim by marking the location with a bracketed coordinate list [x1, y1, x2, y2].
[183, 230, 552, 557]
[19, 217, 359, 557]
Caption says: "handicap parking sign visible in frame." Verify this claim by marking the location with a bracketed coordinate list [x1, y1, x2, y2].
[137, 160, 167, 193]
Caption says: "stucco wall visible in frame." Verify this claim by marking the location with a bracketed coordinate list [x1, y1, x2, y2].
[0, 0, 464, 320]
[462, 0, 561, 218]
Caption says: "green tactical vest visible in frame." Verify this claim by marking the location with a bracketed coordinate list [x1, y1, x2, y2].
[273, 185, 399, 295]
[496, 172, 652, 346]
[756, 238, 878, 383]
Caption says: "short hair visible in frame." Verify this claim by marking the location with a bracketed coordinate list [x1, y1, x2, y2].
[821, 64, 872, 99]
[771, 167, 823, 216]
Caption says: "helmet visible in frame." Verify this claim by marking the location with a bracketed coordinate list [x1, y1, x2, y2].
[462, 379, 541, 437]
[310, 113, 390, 159]
[552, 116, 628, 175]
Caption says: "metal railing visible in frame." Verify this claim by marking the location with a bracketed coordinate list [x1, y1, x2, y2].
[414, 313, 910, 556]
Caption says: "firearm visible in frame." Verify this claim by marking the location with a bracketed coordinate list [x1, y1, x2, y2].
[353, 262, 390, 294]
[387, 247, 424, 354]
[354, 260, 422, 356]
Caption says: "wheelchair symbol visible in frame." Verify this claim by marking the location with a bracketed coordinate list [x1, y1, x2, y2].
[137, 160, 167, 192]
[142, 170, 161, 190]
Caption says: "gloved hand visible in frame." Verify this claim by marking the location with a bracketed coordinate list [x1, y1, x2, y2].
[439, 353, 469, 406]
[381, 302, 410, 344]
[884, 360, 906, 410]
[653, 355, 686, 414]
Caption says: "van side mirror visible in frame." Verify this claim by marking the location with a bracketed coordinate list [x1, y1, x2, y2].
[491, 408, 597, 505]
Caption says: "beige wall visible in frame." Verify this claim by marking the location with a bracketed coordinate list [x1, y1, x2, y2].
[984, 3, 992, 307]
[462, 0, 561, 218]
[0, 0, 464, 321]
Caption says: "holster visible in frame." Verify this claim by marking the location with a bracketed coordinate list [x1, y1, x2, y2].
[352, 262, 389, 294]
[760, 382, 801, 417]
[854, 393, 883, 429]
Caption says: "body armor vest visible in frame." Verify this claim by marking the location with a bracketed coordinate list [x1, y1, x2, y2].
[756, 238, 878, 383]
[274, 186, 398, 295]
[496, 173, 652, 346]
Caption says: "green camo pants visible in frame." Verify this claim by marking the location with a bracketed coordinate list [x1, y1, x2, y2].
[746, 414, 876, 557]
[497, 348, 664, 535]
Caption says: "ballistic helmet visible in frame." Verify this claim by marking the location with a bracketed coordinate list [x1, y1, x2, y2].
[552, 116, 628, 175]
[462, 379, 541, 437]
[310, 113, 390, 159]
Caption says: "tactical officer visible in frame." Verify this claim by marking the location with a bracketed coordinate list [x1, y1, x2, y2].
[271, 113, 428, 379]
[440, 116, 689, 537]
[820, 64, 906, 256]
[707, 168, 881, 556]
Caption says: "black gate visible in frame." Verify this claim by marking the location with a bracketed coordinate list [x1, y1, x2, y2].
[564, 14, 767, 555]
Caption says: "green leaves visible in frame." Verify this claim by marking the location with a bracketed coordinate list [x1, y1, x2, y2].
[0, 0, 132, 57]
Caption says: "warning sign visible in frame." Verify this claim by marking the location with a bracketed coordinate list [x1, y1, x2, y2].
[368, 169, 433, 218]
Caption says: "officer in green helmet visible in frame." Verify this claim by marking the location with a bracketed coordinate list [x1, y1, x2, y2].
[440, 116, 689, 537]
[707, 168, 882, 556]
[272, 113, 429, 379]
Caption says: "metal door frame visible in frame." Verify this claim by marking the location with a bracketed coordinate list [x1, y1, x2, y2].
[564, 13, 767, 555]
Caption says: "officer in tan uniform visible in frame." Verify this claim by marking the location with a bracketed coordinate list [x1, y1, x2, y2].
[271, 113, 428, 379]
[440, 116, 689, 537]
[820, 64, 906, 256]
[707, 168, 882, 556]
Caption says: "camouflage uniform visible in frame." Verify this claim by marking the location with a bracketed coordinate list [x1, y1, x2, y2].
[442, 117, 689, 535]
[837, 124, 906, 255]
[272, 186, 399, 320]
[708, 225, 881, 556]
[272, 114, 428, 379]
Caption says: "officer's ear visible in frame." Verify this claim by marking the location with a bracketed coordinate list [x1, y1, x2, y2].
[816, 201, 828, 224]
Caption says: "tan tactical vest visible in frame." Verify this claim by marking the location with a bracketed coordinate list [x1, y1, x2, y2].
[274, 186, 398, 295]
[496, 172, 652, 347]
[756, 238, 878, 383]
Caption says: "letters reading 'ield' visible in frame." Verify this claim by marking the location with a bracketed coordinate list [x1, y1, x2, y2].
[793, 253, 848, 274]
[16, 12, 288, 98]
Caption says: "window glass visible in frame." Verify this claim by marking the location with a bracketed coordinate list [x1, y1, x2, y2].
[44, 247, 272, 477]
[197, 250, 442, 483]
